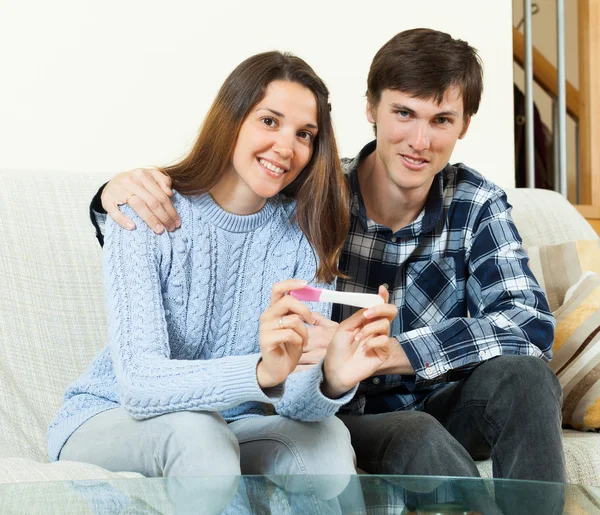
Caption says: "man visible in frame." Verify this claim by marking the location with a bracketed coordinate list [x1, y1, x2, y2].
[90, 28, 564, 483]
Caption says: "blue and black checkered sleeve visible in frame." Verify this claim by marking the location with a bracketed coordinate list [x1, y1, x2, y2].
[397, 191, 555, 385]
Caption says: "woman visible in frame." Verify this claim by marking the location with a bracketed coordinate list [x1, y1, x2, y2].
[47, 51, 395, 507]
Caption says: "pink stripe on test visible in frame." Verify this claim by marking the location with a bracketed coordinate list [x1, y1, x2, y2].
[290, 286, 323, 302]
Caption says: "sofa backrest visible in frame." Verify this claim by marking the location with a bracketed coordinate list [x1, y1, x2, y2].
[0, 169, 111, 461]
[0, 171, 597, 462]
[505, 188, 597, 247]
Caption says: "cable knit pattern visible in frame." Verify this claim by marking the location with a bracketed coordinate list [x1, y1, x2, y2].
[47, 192, 356, 462]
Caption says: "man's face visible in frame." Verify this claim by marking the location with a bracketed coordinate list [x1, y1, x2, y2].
[367, 87, 470, 195]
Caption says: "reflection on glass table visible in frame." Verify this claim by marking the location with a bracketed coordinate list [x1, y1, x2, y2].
[0, 474, 598, 514]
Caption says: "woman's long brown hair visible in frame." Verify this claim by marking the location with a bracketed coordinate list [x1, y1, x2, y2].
[162, 51, 349, 283]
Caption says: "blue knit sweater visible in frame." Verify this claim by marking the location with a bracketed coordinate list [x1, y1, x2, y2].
[47, 192, 356, 461]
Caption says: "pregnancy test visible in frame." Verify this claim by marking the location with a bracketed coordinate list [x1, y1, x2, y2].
[290, 286, 384, 309]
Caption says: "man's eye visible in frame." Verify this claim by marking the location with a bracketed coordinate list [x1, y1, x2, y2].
[395, 110, 409, 118]
[436, 117, 451, 124]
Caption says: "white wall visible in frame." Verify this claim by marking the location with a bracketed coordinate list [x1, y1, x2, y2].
[0, 0, 515, 187]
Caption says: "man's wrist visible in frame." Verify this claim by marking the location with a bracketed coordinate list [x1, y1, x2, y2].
[377, 337, 416, 375]
[320, 378, 347, 399]
[321, 363, 349, 399]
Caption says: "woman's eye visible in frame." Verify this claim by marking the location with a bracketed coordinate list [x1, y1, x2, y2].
[262, 117, 277, 127]
[298, 131, 313, 142]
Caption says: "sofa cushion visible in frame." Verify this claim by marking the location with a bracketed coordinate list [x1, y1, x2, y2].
[0, 458, 141, 484]
[563, 429, 600, 486]
[476, 429, 600, 486]
[526, 240, 600, 311]
[551, 272, 600, 431]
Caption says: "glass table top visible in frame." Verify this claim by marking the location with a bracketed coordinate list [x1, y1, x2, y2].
[0, 474, 598, 514]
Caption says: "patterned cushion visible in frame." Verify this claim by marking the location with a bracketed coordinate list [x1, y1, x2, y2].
[526, 240, 600, 311]
[551, 272, 600, 430]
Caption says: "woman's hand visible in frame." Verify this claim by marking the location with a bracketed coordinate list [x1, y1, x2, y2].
[257, 280, 316, 389]
[322, 286, 398, 398]
[293, 313, 338, 373]
[101, 167, 180, 233]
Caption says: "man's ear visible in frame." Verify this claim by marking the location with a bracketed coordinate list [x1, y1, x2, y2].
[366, 101, 377, 124]
[459, 116, 471, 139]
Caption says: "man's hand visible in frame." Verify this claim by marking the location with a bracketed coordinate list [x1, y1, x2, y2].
[101, 167, 181, 233]
[293, 313, 338, 373]
[322, 286, 398, 398]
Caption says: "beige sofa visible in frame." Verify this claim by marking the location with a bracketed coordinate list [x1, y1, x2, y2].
[1, 169, 599, 486]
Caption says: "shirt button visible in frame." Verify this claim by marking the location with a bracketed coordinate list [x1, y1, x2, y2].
[391, 236, 397, 243]
[425, 368, 434, 377]
[372, 377, 380, 385]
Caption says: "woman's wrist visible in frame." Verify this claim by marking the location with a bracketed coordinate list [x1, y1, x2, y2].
[256, 359, 280, 389]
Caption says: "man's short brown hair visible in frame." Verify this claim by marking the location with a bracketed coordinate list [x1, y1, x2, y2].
[367, 28, 483, 119]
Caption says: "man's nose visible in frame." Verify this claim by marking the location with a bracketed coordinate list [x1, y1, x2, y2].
[408, 123, 431, 153]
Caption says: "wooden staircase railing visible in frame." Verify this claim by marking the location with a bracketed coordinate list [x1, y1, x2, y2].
[512, 1, 600, 225]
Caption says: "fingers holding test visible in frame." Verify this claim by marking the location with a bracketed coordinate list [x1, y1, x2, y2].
[354, 317, 391, 343]
[312, 312, 338, 329]
[337, 308, 370, 333]
[264, 314, 309, 345]
[269, 280, 308, 306]
[266, 281, 316, 326]
[360, 334, 392, 362]
[378, 284, 390, 303]
[363, 302, 398, 322]
[260, 327, 304, 352]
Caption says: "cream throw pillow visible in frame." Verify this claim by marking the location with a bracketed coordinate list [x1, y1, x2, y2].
[526, 240, 600, 312]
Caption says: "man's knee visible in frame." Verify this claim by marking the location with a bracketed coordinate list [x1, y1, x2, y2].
[479, 355, 562, 402]
[380, 412, 457, 469]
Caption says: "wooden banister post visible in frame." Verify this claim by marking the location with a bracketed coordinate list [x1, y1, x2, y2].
[578, 0, 600, 206]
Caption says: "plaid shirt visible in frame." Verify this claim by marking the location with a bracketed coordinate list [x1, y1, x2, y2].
[333, 141, 555, 415]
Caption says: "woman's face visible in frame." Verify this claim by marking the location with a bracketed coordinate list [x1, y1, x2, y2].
[217, 80, 319, 213]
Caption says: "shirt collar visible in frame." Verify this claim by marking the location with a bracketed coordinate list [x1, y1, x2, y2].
[345, 140, 449, 237]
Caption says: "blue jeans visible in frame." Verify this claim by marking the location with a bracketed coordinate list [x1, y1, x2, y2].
[339, 355, 565, 514]
[60, 408, 359, 514]
[339, 356, 564, 480]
